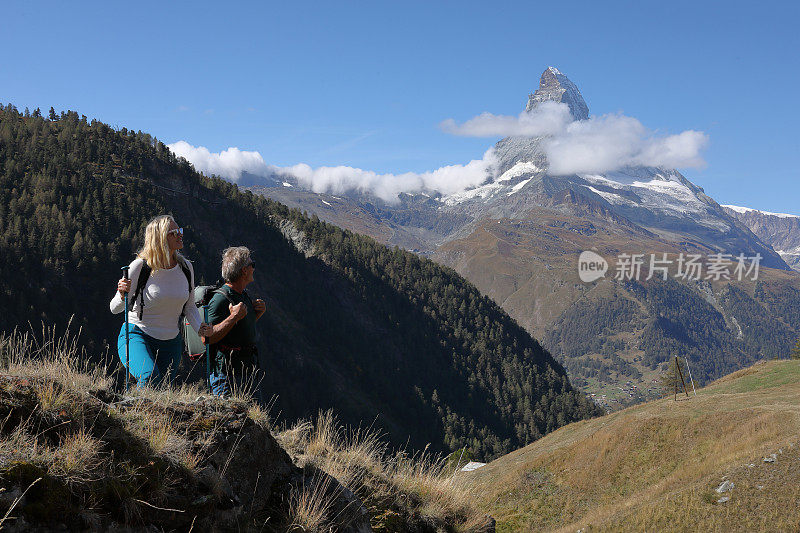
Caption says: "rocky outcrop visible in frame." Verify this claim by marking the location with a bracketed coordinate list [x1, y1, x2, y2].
[0, 375, 373, 532]
[278, 218, 317, 258]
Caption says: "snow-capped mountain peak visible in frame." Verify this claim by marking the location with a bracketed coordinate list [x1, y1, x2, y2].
[252, 66, 790, 270]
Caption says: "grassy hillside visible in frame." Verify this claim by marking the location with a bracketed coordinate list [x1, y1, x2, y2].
[0, 104, 599, 460]
[470, 360, 800, 532]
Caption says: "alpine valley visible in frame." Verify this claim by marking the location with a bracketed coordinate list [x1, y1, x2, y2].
[249, 68, 800, 409]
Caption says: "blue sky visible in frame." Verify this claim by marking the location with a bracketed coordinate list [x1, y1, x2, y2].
[2, 1, 798, 213]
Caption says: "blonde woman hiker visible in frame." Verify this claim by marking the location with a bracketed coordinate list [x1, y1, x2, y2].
[110, 215, 212, 387]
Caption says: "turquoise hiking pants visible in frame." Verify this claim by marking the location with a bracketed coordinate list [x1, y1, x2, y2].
[117, 323, 182, 387]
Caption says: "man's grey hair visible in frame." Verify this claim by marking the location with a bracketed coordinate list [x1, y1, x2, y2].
[221, 246, 252, 283]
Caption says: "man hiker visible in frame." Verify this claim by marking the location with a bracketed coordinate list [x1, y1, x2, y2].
[203, 246, 266, 399]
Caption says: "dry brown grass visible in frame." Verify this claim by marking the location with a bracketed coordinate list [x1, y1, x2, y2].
[0, 325, 486, 531]
[226, 364, 265, 404]
[117, 404, 200, 470]
[278, 410, 487, 532]
[471, 360, 800, 532]
[0, 325, 228, 527]
[50, 428, 103, 482]
[0, 322, 112, 394]
[286, 471, 338, 532]
[277, 419, 313, 457]
[0, 413, 55, 471]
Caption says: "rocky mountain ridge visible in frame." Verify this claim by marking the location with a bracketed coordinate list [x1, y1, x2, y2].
[0, 331, 494, 532]
[723, 205, 800, 271]
[525, 66, 590, 120]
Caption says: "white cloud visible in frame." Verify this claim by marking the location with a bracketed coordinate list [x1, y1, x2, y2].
[281, 151, 496, 201]
[440, 101, 573, 137]
[167, 140, 497, 203]
[544, 114, 708, 175]
[168, 141, 271, 179]
[169, 102, 708, 202]
[441, 107, 708, 175]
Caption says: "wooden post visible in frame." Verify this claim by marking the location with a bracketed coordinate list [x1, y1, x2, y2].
[674, 356, 678, 401]
[675, 356, 690, 399]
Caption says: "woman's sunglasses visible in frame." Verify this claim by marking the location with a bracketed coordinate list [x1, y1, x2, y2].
[168, 228, 184, 237]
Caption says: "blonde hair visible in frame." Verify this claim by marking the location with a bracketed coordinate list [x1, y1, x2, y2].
[138, 215, 184, 270]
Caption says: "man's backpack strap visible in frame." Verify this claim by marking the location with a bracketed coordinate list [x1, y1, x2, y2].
[213, 287, 236, 305]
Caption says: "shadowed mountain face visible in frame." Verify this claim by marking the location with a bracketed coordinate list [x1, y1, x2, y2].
[723, 205, 800, 271]
[251, 68, 800, 408]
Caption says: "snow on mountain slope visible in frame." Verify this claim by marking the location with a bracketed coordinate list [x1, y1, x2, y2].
[440, 161, 542, 206]
[722, 205, 799, 219]
[578, 168, 729, 231]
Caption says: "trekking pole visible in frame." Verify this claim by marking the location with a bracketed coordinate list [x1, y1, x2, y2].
[203, 305, 211, 392]
[121, 266, 130, 393]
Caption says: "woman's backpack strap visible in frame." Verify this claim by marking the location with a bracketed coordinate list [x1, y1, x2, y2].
[129, 260, 152, 315]
[178, 259, 192, 290]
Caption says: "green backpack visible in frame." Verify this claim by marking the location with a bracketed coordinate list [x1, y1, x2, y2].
[182, 281, 233, 361]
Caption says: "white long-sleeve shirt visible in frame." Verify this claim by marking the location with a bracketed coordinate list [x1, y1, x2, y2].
[110, 257, 202, 340]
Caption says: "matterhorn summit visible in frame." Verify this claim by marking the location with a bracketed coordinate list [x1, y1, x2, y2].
[526, 66, 590, 120]
[493, 67, 590, 175]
